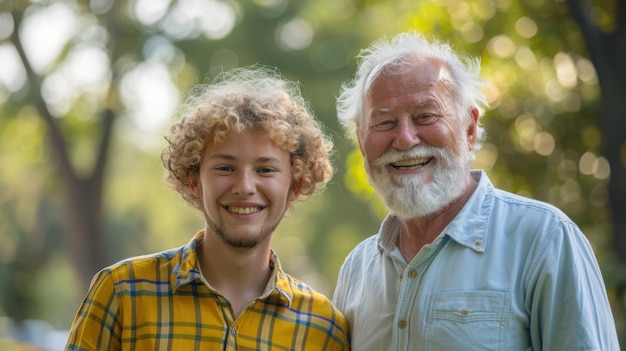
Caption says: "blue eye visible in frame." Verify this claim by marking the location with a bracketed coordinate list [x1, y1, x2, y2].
[415, 113, 438, 124]
[371, 119, 396, 131]
[258, 167, 276, 174]
[215, 166, 233, 172]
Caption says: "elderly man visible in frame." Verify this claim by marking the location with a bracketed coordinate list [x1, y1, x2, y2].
[332, 31, 619, 350]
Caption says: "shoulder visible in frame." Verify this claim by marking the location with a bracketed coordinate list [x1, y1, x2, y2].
[487, 188, 593, 268]
[280, 273, 350, 331]
[281, 274, 351, 349]
[282, 273, 344, 314]
[477, 171, 576, 229]
[490, 188, 578, 231]
[282, 272, 333, 304]
[340, 234, 381, 267]
[92, 246, 184, 289]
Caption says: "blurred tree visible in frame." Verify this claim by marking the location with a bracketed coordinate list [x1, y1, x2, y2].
[8, 0, 121, 293]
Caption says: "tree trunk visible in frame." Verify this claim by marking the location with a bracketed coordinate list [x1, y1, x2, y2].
[566, 0, 626, 263]
[11, 10, 114, 290]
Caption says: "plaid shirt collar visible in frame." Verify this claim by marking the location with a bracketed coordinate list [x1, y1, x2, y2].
[171, 230, 294, 307]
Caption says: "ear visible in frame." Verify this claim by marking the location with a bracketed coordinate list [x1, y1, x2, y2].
[466, 107, 480, 150]
[289, 178, 303, 201]
[188, 175, 200, 197]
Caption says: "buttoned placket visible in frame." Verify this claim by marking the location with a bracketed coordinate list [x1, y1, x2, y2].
[225, 323, 238, 350]
[196, 265, 241, 349]
[393, 235, 449, 351]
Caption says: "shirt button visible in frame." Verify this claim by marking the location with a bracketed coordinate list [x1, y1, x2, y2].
[230, 327, 236, 336]
[460, 309, 468, 316]
[408, 270, 417, 278]
[398, 320, 407, 329]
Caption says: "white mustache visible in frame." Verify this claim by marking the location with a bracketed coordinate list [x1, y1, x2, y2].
[374, 145, 449, 168]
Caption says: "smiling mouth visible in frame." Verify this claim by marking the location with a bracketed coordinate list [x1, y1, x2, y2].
[390, 157, 433, 170]
[226, 206, 262, 215]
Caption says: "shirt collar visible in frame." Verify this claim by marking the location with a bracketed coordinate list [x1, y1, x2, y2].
[265, 252, 294, 306]
[443, 170, 492, 252]
[378, 170, 492, 254]
[171, 230, 293, 306]
[171, 230, 204, 291]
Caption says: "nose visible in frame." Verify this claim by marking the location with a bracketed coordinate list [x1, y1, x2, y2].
[391, 118, 421, 150]
[232, 170, 256, 195]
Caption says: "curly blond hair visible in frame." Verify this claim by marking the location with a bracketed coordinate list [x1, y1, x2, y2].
[161, 66, 334, 210]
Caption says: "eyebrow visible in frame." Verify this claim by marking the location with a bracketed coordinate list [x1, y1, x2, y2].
[372, 101, 432, 115]
[209, 154, 283, 164]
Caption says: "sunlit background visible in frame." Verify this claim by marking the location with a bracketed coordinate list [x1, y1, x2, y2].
[1, 0, 624, 349]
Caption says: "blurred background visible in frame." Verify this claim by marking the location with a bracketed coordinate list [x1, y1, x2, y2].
[0, 0, 624, 349]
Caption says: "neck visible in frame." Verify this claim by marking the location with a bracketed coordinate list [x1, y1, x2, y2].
[197, 231, 273, 317]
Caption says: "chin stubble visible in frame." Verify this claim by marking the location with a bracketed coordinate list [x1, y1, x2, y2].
[205, 214, 278, 249]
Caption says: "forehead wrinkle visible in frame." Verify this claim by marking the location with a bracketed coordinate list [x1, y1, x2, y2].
[371, 96, 437, 117]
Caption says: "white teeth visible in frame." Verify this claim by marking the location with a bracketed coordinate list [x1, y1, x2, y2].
[228, 206, 261, 214]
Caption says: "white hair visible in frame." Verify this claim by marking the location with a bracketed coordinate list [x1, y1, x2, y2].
[336, 31, 489, 150]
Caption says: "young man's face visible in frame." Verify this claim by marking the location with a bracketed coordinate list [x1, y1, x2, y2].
[190, 129, 296, 249]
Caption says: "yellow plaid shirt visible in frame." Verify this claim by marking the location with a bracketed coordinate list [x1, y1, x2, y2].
[65, 231, 349, 350]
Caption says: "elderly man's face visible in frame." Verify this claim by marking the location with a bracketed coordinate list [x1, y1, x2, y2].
[357, 61, 478, 218]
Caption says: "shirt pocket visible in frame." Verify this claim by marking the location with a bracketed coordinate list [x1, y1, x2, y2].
[426, 290, 510, 351]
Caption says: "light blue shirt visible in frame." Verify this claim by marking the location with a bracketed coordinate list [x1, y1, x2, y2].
[333, 170, 619, 350]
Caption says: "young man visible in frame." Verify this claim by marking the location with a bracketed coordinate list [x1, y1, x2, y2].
[332, 31, 619, 350]
[65, 66, 349, 350]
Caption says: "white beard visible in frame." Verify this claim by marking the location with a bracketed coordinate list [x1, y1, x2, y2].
[366, 144, 473, 219]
